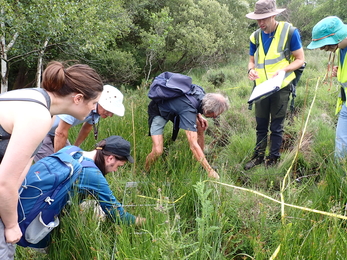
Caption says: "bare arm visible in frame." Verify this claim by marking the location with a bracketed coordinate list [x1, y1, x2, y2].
[54, 120, 72, 152]
[0, 106, 52, 243]
[185, 130, 219, 179]
[74, 122, 93, 147]
[248, 56, 259, 81]
[196, 114, 208, 150]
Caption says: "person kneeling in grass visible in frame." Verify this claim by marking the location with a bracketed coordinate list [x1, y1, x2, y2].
[18, 135, 145, 250]
[71, 135, 145, 225]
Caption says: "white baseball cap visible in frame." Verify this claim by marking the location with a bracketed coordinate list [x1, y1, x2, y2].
[98, 85, 125, 116]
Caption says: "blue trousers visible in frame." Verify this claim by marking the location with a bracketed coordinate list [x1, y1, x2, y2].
[336, 103, 347, 159]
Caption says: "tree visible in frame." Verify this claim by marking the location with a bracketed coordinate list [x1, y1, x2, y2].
[1, 0, 133, 92]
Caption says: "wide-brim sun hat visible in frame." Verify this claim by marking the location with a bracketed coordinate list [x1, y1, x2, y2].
[246, 0, 285, 20]
[98, 85, 125, 116]
[307, 16, 347, 50]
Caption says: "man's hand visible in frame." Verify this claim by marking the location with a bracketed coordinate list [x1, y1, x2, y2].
[197, 113, 208, 132]
[5, 224, 22, 244]
[248, 68, 259, 81]
[135, 216, 146, 226]
[208, 170, 220, 180]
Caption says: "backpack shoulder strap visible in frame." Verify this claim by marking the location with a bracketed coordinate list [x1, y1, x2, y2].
[254, 28, 261, 49]
[81, 159, 98, 168]
[63, 145, 98, 168]
[32, 88, 51, 110]
[0, 88, 51, 110]
[284, 25, 296, 61]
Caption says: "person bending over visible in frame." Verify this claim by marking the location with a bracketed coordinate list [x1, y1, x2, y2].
[146, 85, 229, 179]
[0, 60, 103, 259]
[34, 85, 125, 162]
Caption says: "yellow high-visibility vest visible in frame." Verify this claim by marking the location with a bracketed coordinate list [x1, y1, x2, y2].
[335, 49, 347, 114]
[250, 21, 296, 88]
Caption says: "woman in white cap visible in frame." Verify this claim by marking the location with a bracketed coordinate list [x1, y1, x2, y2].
[244, 0, 305, 170]
[34, 85, 125, 162]
[307, 16, 347, 159]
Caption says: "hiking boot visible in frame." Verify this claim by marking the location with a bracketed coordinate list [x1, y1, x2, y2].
[265, 156, 279, 167]
[244, 156, 264, 170]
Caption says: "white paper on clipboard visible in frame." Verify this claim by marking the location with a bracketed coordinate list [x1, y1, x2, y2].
[248, 70, 285, 103]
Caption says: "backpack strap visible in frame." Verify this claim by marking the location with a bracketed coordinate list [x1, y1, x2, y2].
[253, 28, 261, 50]
[0, 97, 48, 109]
[0, 88, 51, 110]
[64, 145, 98, 168]
[32, 88, 51, 110]
[283, 26, 296, 62]
[81, 160, 98, 168]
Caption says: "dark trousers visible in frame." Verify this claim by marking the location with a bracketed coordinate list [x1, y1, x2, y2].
[253, 86, 291, 158]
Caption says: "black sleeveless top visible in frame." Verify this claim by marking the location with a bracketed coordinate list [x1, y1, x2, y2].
[0, 88, 51, 162]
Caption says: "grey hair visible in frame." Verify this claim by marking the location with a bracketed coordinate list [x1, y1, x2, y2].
[201, 93, 230, 115]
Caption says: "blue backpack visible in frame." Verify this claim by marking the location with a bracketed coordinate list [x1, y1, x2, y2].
[148, 71, 205, 108]
[17, 146, 97, 248]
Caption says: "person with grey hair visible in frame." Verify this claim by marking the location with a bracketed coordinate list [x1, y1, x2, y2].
[145, 83, 229, 179]
[244, 0, 305, 170]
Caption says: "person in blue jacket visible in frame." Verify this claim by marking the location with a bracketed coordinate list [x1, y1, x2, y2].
[17, 135, 145, 252]
[70, 135, 145, 225]
[69, 135, 144, 224]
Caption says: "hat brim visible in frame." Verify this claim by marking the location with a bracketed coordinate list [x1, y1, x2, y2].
[246, 9, 285, 20]
[127, 155, 134, 163]
[307, 38, 337, 49]
[103, 104, 125, 117]
[307, 24, 347, 49]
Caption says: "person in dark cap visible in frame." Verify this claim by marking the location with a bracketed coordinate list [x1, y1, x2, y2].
[307, 16, 347, 159]
[244, 0, 305, 170]
[22, 135, 144, 235]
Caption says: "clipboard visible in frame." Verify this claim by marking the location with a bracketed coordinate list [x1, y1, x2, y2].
[248, 71, 285, 104]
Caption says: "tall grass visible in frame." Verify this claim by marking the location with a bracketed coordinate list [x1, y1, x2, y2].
[16, 49, 347, 259]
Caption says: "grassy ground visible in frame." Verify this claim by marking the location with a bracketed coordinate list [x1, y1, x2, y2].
[15, 49, 347, 259]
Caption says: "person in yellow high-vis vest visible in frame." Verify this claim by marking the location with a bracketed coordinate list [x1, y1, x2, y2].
[244, 0, 305, 170]
[307, 16, 347, 159]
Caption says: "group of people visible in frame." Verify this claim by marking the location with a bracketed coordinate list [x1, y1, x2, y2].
[244, 0, 347, 170]
[0, 0, 346, 258]
[0, 61, 229, 257]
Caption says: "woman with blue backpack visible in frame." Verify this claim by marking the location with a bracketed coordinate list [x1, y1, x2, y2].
[0, 60, 103, 259]
[17, 135, 145, 250]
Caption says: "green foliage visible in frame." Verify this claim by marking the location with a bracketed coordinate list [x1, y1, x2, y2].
[4, 0, 253, 89]
[277, 0, 345, 44]
[207, 72, 226, 87]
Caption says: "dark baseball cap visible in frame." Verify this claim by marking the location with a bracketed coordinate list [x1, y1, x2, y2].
[103, 136, 134, 163]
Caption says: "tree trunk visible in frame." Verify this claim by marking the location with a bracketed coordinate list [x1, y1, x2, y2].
[36, 38, 50, 88]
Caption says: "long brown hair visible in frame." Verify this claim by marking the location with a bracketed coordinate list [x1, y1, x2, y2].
[42, 61, 103, 100]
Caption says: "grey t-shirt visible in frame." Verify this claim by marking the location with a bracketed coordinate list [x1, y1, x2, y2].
[158, 91, 204, 132]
